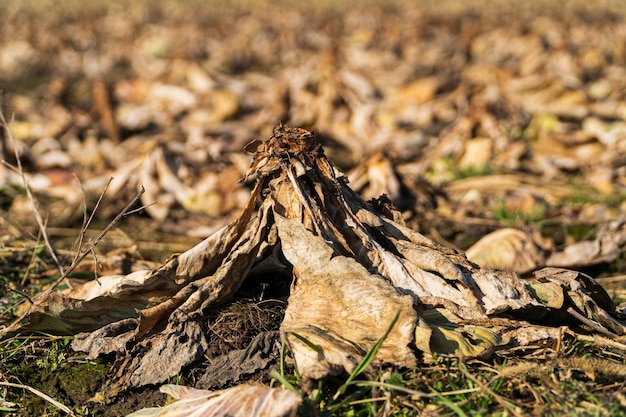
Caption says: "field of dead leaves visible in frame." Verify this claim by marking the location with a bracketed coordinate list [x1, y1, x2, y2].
[1, 0, 626, 416]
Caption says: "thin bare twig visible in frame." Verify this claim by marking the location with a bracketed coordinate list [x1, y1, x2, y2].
[0, 381, 76, 416]
[0, 111, 65, 276]
[567, 307, 617, 339]
[90, 246, 101, 283]
[73, 177, 113, 266]
[573, 333, 626, 352]
[42, 185, 145, 295]
[123, 201, 156, 217]
[21, 231, 44, 288]
[1, 185, 145, 334]
[4, 286, 33, 305]
[72, 176, 114, 282]
[72, 173, 92, 264]
[1, 109, 144, 318]
[0, 170, 145, 335]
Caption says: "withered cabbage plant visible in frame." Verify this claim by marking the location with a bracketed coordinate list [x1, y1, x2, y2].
[4, 125, 625, 414]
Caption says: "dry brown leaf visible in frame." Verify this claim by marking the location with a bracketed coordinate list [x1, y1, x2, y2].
[277, 213, 417, 383]
[348, 152, 401, 202]
[458, 137, 493, 172]
[396, 77, 440, 103]
[547, 219, 626, 269]
[125, 384, 300, 417]
[466, 228, 550, 273]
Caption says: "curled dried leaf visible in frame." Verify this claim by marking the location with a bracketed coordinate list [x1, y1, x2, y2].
[126, 384, 300, 417]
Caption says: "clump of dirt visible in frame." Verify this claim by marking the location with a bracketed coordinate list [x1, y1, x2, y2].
[1, 341, 115, 416]
[41, 360, 166, 417]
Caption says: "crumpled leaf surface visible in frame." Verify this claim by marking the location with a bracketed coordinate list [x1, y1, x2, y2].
[466, 228, 551, 273]
[414, 309, 506, 358]
[276, 214, 417, 383]
[125, 384, 300, 417]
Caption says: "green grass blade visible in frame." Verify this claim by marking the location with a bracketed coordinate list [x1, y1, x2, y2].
[270, 369, 302, 396]
[288, 332, 323, 354]
[332, 309, 401, 401]
[432, 391, 470, 417]
[279, 335, 286, 377]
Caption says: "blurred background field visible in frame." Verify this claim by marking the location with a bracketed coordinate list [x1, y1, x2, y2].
[2, 0, 625, 285]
